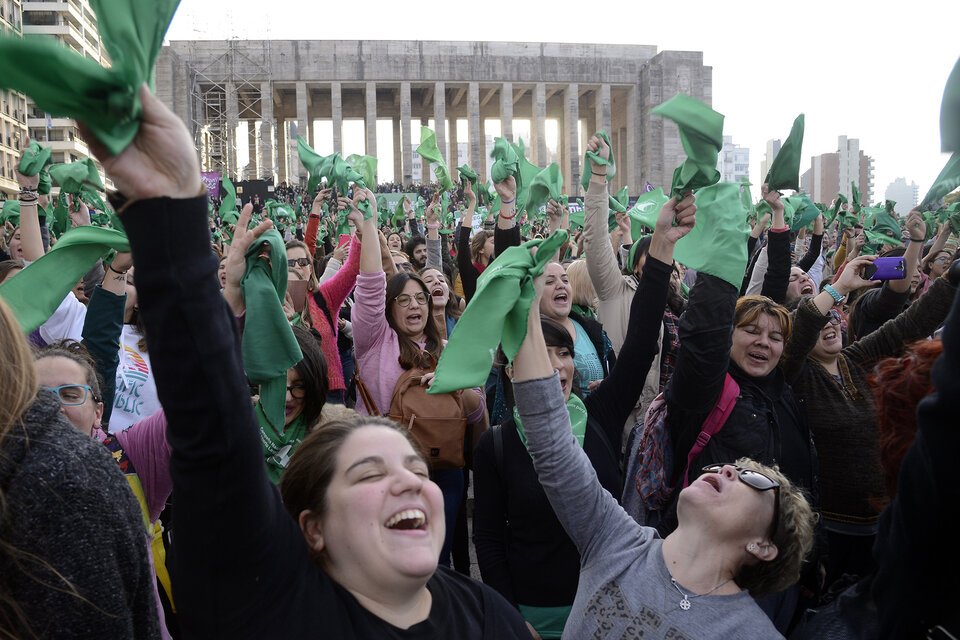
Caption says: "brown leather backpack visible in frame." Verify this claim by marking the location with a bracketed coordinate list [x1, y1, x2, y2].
[355, 351, 467, 470]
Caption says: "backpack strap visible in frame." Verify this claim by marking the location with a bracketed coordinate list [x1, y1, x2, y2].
[682, 373, 740, 487]
[492, 424, 504, 471]
[353, 371, 382, 416]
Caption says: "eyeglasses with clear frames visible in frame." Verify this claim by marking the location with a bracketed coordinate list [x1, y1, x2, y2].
[41, 384, 93, 406]
[394, 292, 428, 308]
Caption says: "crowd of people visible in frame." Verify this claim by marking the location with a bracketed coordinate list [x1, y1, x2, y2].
[1, 69, 959, 640]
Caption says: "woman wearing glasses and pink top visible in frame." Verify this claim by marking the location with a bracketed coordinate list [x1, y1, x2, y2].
[351, 190, 486, 567]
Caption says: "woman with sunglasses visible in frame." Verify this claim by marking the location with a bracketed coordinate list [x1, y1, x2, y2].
[779, 250, 959, 589]
[508, 245, 815, 638]
[352, 190, 486, 567]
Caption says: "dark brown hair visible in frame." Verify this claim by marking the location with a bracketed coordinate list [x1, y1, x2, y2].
[384, 272, 442, 368]
[290, 326, 328, 430]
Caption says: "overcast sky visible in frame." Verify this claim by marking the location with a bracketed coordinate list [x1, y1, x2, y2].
[166, 0, 959, 204]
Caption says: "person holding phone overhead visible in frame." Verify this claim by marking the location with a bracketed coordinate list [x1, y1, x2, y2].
[778, 226, 959, 590]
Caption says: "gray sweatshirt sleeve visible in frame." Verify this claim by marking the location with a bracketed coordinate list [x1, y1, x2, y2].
[514, 373, 651, 563]
[426, 236, 442, 270]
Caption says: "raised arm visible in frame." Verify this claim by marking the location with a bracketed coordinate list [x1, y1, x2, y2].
[425, 193, 443, 269]
[581, 135, 623, 303]
[759, 184, 791, 303]
[304, 188, 330, 259]
[456, 220, 479, 303]
[91, 85, 310, 636]
[887, 209, 925, 296]
[14, 143, 44, 262]
[796, 214, 824, 273]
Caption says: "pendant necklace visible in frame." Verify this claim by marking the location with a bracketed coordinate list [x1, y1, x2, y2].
[670, 577, 734, 611]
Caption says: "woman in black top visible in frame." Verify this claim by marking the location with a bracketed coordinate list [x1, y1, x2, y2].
[97, 85, 530, 639]
[473, 191, 696, 638]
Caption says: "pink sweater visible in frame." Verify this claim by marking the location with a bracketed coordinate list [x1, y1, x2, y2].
[352, 271, 485, 421]
[307, 234, 361, 391]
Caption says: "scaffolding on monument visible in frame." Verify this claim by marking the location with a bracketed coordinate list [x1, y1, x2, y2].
[185, 40, 271, 180]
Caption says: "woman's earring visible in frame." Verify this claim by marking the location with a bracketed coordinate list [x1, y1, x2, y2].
[748, 543, 758, 553]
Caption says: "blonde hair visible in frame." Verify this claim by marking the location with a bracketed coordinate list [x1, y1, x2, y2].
[470, 230, 493, 263]
[733, 458, 816, 598]
[0, 297, 36, 437]
[565, 259, 596, 310]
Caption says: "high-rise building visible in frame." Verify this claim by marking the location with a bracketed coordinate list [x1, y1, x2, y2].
[806, 135, 874, 206]
[21, 0, 107, 176]
[884, 177, 919, 216]
[717, 135, 749, 184]
[760, 139, 781, 184]
[1, 0, 28, 199]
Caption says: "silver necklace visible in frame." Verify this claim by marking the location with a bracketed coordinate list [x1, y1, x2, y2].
[670, 577, 734, 611]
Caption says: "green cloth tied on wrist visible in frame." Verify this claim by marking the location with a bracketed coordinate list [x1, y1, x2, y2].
[428, 230, 569, 394]
[0, 0, 181, 156]
[580, 130, 616, 192]
[0, 226, 129, 333]
[240, 229, 303, 433]
[18, 141, 54, 195]
[920, 152, 960, 210]
[416, 126, 454, 191]
[652, 95, 724, 197]
[672, 182, 751, 289]
[764, 114, 804, 192]
[526, 163, 563, 216]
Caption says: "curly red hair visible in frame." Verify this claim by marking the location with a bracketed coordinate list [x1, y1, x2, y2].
[868, 339, 943, 508]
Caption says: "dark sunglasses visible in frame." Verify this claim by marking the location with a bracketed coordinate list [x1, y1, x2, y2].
[288, 258, 311, 267]
[701, 464, 781, 539]
[827, 308, 842, 326]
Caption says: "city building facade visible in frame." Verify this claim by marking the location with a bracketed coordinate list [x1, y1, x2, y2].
[884, 177, 919, 216]
[717, 135, 749, 184]
[155, 40, 714, 195]
[0, 0, 27, 198]
[805, 135, 874, 206]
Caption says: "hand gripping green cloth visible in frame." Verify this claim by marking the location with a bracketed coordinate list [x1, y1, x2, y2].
[49, 158, 104, 194]
[652, 95, 724, 197]
[526, 163, 564, 215]
[673, 182, 751, 289]
[265, 199, 295, 226]
[851, 182, 863, 214]
[490, 137, 541, 212]
[427, 230, 569, 395]
[240, 229, 303, 432]
[920, 152, 960, 210]
[415, 127, 454, 191]
[0, 226, 129, 333]
[580, 130, 617, 192]
[942, 57, 960, 153]
[764, 114, 805, 192]
[346, 154, 378, 191]
[297, 137, 373, 219]
[936, 203, 960, 235]
[0, 0, 181, 157]
[18, 141, 54, 195]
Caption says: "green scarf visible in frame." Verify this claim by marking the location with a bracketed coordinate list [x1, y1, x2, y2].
[942, 57, 960, 153]
[651, 95, 723, 197]
[241, 230, 303, 432]
[346, 154, 378, 190]
[1, 199, 20, 227]
[764, 114, 804, 192]
[257, 403, 306, 484]
[580, 130, 616, 192]
[783, 194, 820, 231]
[921, 152, 960, 210]
[0, 226, 129, 333]
[428, 230, 569, 394]
[526, 163, 564, 215]
[489, 137, 540, 213]
[416, 126, 454, 191]
[571, 303, 596, 319]
[513, 393, 588, 459]
[0, 0, 181, 156]
[18, 141, 53, 195]
[673, 182, 751, 289]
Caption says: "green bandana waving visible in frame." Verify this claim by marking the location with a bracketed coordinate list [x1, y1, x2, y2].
[651, 94, 724, 197]
[764, 114, 804, 193]
[416, 126, 454, 191]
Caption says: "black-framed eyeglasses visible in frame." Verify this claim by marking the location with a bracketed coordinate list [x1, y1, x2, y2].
[41, 384, 93, 406]
[701, 464, 781, 539]
[288, 257, 311, 268]
[394, 292, 427, 307]
[286, 384, 307, 400]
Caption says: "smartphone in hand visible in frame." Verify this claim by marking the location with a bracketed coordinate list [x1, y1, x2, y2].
[863, 257, 906, 281]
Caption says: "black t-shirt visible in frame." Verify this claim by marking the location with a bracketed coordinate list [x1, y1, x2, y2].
[333, 566, 530, 639]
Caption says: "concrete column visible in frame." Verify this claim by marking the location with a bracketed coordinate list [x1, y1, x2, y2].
[393, 116, 402, 185]
[421, 116, 430, 184]
[294, 81, 309, 184]
[448, 114, 459, 169]
[468, 82, 482, 183]
[433, 82, 446, 170]
[532, 83, 546, 167]
[627, 85, 639, 193]
[596, 84, 611, 136]
[400, 82, 412, 184]
[364, 82, 377, 160]
[331, 81, 342, 154]
[564, 84, 580, 196]
[500, 82, 513, 142]
[259, 82, 275, 182]
[225, 82, 239, 179]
